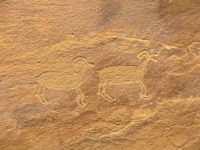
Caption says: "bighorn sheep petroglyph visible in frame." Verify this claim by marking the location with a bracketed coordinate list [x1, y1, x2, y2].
[36, 57, 94, 107]
[98, 51, 158, 102]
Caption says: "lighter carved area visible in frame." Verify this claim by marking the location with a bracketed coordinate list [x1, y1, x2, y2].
[188, 42, 200, 56]
[98, 51, 158, 101]
[36, 57, 94, 107]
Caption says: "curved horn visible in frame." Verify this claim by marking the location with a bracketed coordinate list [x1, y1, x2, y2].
[137, 51, 158, 62]
[137, 51, 149, 59]
[74, 57, 87, 64]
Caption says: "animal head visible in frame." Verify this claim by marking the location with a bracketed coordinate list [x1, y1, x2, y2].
[74, 57, 94, 67]
[137, 51, 158, 62]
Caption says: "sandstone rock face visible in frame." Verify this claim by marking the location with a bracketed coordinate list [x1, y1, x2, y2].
[0, 0, 200, 150]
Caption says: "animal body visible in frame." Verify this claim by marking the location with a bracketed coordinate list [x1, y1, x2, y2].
[98, 51, 158, 101]
[36, 57, 94, 107]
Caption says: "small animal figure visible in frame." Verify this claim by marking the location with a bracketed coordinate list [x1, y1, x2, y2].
[36, 57, 94, 107]
[98, 51, 158, 101]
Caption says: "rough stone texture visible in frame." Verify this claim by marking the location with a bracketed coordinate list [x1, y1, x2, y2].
[0, 0, 200, 150]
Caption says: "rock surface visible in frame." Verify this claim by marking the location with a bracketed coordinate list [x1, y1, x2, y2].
[0, 0, 200, 150]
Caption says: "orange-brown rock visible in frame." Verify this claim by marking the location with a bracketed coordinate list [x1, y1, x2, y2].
[0, 0, 199, 150]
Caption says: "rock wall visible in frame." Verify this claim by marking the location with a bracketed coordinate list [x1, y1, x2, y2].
[0, 0, 199, 150]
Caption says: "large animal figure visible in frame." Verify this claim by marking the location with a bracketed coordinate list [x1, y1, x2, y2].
[36, 57, 94, 107]
[98, 51, 158, 101]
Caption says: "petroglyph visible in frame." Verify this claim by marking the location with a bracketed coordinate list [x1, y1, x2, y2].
[167, 64, 200, 76]
[3, 31, 178, 65]
[98, 51, 158, 102]
[42, 31, 172, 54]
[36, 57, 94, 107]
[188, 42, 200, 56]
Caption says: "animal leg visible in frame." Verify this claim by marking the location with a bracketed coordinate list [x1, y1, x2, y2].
[138, 81, 149, 99]
[97, 84, 115, 102]
[36, 85, 47, 104]
[76, 87, 86, 107]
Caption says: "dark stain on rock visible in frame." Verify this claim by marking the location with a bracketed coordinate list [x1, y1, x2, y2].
[100, 0, 122, 25]
[0, 0, 6, 3]
[157, 0, 200, 46]
[158, 0, 200, 20]
[11, 103, 49, 129]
